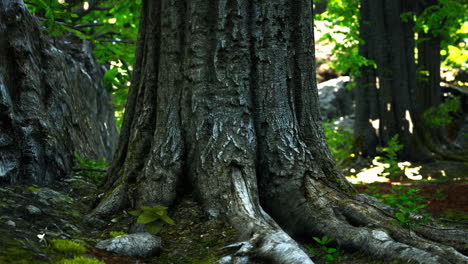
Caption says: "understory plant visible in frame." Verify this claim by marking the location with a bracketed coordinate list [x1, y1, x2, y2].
[375, 134, 406, 179]
[73, 152, 108, 183]
[422, 96, 460, 129]
[129, 206, 175, 235]
[323, 119, 354, 166]
[305, 236, 340, 262]
[365, 185, 431, 229]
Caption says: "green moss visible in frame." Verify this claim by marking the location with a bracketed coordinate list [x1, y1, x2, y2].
[109, 231, 127, 238]
[27, 186, 40, 192]
[50, 239, 87, 255]
[0, 238, 49, 264]
[55, 256, 105, 264]
[442, 209, 468, 221]
[101, 184, 123, 202]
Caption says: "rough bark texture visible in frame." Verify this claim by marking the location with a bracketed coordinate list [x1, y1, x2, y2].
[0, 1, 118, 185]
[354, 0, 430, 160]
[88, 0, 468, 263]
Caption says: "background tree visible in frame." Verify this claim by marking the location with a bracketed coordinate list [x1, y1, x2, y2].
[354, 0, 467, 161]
[354, 0, 423, 160]
[87, 0, 467, 263]
[413, 0, 467, 159]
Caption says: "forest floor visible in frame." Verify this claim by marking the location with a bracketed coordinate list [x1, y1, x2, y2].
[0, 160, 466, 264]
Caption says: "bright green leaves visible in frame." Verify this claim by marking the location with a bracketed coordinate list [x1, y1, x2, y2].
[24, 1, 141, 130]
[323, 119, 354, 166]
[313, 235, 334, 245]
[305, 236, 340, 262]
[26, 0, 79, 35]
[375, 134, 406, 179]
[129, 206, 175, 235]
[314, 0, 375, 81]
[365, 185, 432, 229]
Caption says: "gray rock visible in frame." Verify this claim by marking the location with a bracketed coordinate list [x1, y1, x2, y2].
[5, 220, 16, 227]
[95, 233, 161, 258]
[36, 188, 73, 205]
[26, 205, 42, 215]
[318, 76, 354, 120]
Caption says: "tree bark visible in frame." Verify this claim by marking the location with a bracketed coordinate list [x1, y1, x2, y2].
[354, 0, 432, 161]
[87, 0, 468, 263]
[0, 1, 118, 185]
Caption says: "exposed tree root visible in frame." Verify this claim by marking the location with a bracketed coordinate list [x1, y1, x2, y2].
[216, 167, 313, 264]
[277, 177, 468, 264]
[87, 162, 468, 264]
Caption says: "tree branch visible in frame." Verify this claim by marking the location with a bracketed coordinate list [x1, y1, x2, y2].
[74, 22, 106, 29]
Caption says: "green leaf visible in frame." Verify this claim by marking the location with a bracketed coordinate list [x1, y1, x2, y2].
[324, 254, 335, 261]
[395, 212, 406, 222]
[327, 248, 337, 253]
[313, 237, 324, 245]
[323, 236, 334, 244]
[145, 221, 164, 235]
[128, 210, 142, 216]
[137, 211, 159, 224]
[159, 214, 175, 225]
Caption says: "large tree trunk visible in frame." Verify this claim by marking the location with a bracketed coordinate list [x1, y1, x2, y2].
[87, 0, 468, 263]
[354, 0, 432, 160]
[0, 1, 118, 185]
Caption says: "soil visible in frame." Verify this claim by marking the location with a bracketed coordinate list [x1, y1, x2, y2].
[356, 182, 468, 216]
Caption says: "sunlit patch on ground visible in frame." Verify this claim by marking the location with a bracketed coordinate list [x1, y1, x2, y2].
[346, 159, 422, 184]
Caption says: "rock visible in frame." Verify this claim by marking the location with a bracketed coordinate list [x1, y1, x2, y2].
[95, 233, 162, 258]
[36, 188, 73, 205]
[5, 220, 15, 227]
[318, 76, 354, 120]
[25, 205, 42, 215]
[0, 1, 118, 185]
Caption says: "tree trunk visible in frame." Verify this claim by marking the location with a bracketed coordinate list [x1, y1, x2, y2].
[0, 1, 118, 185]
[354, 0, 432, 161]
[87, 0, 468, 263]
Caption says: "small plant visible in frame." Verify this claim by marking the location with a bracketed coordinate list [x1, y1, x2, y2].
[365, 185, 430, 229]
[304, 236, 339, 262]
[55, 256, 105, 264]
[376, 134, 405, 179]
[323, 119, 354, 166]
[73, 152, 108, 183]
[129, 206, 175, 235]
[422, 96, 460, 129]
[49, 239, 87, 256]
[109, 231, 127, 238]
[432, 189, 447, 201]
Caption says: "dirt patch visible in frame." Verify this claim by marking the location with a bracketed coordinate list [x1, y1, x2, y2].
[356, 183, 468, 216]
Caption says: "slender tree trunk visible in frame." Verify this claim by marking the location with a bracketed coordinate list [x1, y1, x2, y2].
[416, 32, 441, 115]
[354, 0, 431, 161]
[87, 0, 468, 263]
